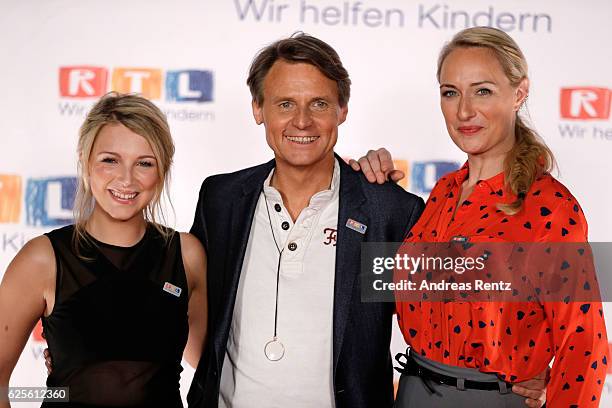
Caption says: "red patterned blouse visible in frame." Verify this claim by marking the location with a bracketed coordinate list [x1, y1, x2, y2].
[396, 163, 608, 407]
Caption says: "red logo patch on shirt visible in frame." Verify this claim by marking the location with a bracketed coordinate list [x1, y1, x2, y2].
[323, 228, 337, 246]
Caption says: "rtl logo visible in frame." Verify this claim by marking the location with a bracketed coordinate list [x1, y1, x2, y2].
[0, 175, 76, 226]
[342, 159, 459, 194]
[560, 87, 611, 120]
[59, 66, 213, 102]
[31, 320, 46, 343]
[30, 320, 47, 361]
[411, 161, 459, 193]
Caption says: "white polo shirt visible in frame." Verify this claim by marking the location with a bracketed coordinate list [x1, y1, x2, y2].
[219, 160, 340, 408]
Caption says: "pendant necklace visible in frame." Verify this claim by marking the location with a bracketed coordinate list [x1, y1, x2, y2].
[263, 194, 285, 361]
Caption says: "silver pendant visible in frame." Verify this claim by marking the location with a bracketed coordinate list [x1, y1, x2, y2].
[264, 337, 285, 361]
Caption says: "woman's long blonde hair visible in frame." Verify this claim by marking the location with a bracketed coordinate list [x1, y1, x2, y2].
[73, 92, 175, 253]
[437, 27, 555, 215]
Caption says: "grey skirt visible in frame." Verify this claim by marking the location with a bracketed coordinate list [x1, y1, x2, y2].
[394, 349, 526, 408]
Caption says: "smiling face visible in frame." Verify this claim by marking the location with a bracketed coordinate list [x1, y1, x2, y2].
[88, 123, 159, 224]
[439, 47, 528, 159]
[252, 60, 348, 170]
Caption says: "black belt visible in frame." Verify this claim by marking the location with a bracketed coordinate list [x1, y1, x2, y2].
[394, 352, 513, 393]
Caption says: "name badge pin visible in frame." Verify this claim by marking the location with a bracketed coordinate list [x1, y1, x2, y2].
[163, 282, 182, 297]
[346, 218, 367, 234]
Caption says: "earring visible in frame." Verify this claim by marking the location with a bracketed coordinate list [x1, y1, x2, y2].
[517, 95, 528, 111]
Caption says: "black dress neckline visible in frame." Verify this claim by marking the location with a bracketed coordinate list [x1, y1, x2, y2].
[85, 224, 150, 250]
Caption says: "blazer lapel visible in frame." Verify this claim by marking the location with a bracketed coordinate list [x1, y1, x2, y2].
[216, 160, 275, 349]
[333, 157, 368, 372]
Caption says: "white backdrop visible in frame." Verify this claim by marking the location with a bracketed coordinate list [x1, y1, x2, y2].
[1, 0, 611, 406]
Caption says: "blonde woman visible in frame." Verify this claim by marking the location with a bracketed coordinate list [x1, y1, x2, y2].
[353, 27, 608, 407]
[0, 93, 207, 408]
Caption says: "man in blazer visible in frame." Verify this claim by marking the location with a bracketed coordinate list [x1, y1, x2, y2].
[187, 33, 424, 408]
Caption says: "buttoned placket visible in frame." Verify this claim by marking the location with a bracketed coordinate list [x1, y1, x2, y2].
[262, 162, 340, 278]
[439, 169, 501, 241]
[432, 167, 506, 349]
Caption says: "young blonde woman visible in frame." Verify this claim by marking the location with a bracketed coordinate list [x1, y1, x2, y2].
[353, 27, 608, 407]
[0, 93, 207, 408]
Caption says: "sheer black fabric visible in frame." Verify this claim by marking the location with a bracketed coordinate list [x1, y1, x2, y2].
[41, 225, 189, 407]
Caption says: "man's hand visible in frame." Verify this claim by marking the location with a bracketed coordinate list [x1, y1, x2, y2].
[512, 366, 549, 408]
[43, 348, 52, 376]
[348, 148, 404, 184]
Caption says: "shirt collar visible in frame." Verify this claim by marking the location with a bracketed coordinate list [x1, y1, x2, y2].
[263, 159, 340, 210]
[453, 161, 505, 193]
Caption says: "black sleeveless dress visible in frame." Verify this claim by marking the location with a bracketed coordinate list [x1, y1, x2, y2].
[41, 224, 189, 408]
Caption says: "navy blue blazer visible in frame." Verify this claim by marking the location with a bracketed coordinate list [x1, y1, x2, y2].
[188, 156, 424, 408]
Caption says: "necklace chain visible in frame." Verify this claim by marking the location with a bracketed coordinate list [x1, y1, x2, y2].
[263, 194, 283, 339]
